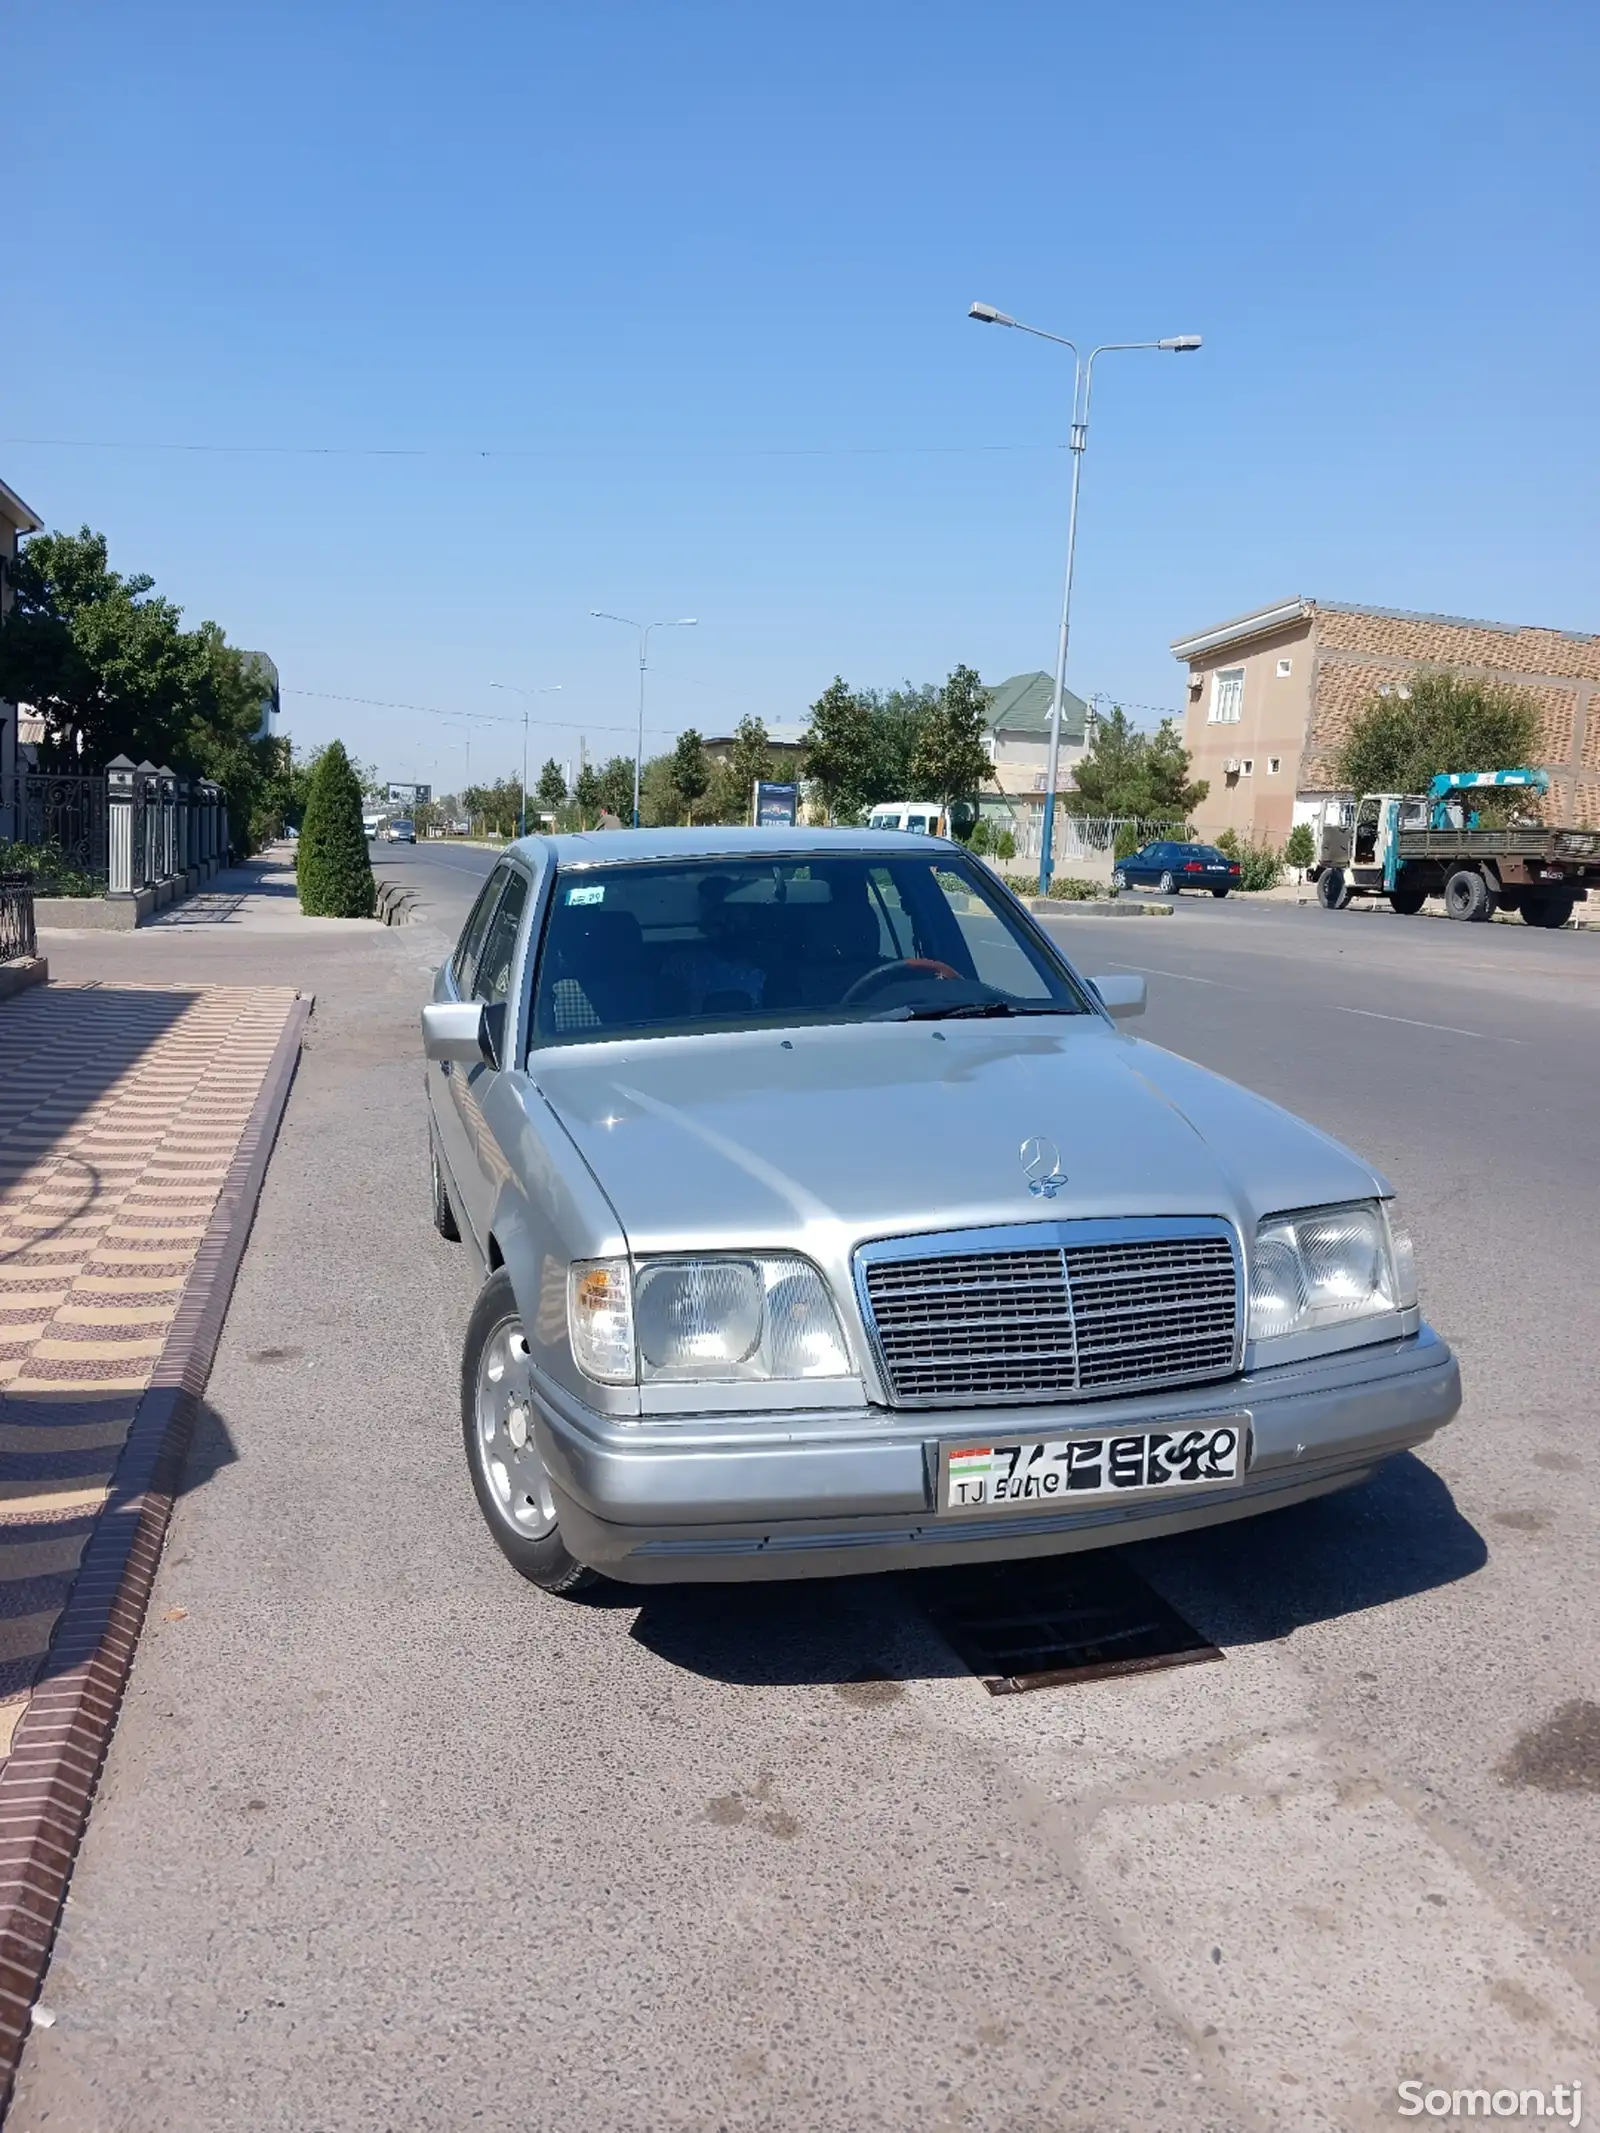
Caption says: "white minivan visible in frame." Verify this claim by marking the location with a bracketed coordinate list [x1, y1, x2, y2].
[866, 801, 949, 836]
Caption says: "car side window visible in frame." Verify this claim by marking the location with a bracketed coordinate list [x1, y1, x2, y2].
[453, 866, 510, 994]
[472, 871, 531, 1006]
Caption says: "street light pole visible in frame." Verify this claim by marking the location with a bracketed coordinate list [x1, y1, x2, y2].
[968, 305, 1201, 894]
[591, 612, 698, 826]
[490, 683, 563, 837]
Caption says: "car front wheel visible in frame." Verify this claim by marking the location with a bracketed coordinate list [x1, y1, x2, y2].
[462, 1270, 595, 1594]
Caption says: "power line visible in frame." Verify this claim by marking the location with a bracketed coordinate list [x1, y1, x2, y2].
[2, 434, 1061, 463]
[283, 687, 676, 739]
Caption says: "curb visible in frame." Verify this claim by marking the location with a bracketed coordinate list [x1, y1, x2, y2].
[1027, 898, 1173, 918]
[0, 992, 313, 2105]
[374, 881, 419, 927]
[0, 960, 47, 1004]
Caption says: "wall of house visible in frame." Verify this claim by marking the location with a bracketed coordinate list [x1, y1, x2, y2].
[1304, 609, 1600, 825]
[987, 729, 1088, 796]
[1180, 619, 1314, 845]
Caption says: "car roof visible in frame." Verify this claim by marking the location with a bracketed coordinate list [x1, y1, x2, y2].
[507, 825, 964, 867]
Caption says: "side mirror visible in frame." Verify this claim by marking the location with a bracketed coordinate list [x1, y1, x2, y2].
[422, 1000, 497, 1066]
[1089, 973, 1146, 1022]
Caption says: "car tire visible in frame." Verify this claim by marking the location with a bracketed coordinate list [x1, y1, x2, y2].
[1389, 886, 1427, 915]
[1158, 870, 1176, 895]
[462, 1270, 596, 1596]
[1211, 885, 1229, 898]
[1521, 893, 1575, 929]
[1111, 869, 1127, 892]
[1444, 868, 1492, 922]
[1316, 867, 1352, 910]
[431, 1141, 461, 1242]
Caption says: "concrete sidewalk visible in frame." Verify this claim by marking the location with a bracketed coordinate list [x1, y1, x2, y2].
[36, 850, 384, 941]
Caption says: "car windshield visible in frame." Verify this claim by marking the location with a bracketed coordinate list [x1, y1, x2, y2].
[529, 851, 1091, 1046]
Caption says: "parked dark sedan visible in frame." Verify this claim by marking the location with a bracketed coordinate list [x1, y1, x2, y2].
[1113, 841, 1240, 897]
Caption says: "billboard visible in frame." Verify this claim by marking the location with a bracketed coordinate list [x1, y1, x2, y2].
[753, 780, 798, 827]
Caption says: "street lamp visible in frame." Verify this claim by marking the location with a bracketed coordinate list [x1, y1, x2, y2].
[590, 612, 698, 826]
[968, 303, 1201, 893]
[490, 682, 564, 837]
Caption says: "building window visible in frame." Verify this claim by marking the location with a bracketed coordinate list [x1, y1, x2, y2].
[1276, 658, 1292, 678]
[1267, 756, 1281, 775]
[1241, 758, 1254, 776]
[1209, 667, 1244, 724]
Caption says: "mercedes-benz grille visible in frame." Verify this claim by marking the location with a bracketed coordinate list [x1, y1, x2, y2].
[859, 1228, 1239, 1405]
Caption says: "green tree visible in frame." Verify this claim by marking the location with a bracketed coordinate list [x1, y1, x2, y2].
[572, 762, 604, 826]
[595, 755, 635, 821]
[1334, 670, 1543, 795]
[463, 777, 524, 837]
[1285, 822, 1316, 871]
[866, 682, 940, 801]
[801, 676, 876, 823]
[0, 527, 286, 853]
[709, 714, 774, 822]
[296, 741, 376, 917]
[911, 664, 993, 809]
[639, 752, 684, 827]
[1067, 706, 1206, 823]
[535, 758, 568, 814]
[670, 728, 711, 823]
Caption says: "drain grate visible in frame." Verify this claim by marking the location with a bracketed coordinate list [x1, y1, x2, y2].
[911, 1551, 1222, 1695]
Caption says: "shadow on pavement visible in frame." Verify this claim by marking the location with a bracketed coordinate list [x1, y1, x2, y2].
[1127, 1450, 1486, 1647]
[619, 1453, 1485, 1687]
[0, 983, 199, 1198]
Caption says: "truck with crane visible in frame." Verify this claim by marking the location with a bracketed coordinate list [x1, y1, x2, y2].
[1312, 770, 1600, 927]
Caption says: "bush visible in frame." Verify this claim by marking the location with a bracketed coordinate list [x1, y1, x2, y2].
[1284, 822, 1315, 870]
[0, 840, 102, 898]
[297, 740, 376, 917]
[966, 816, 994, 856]
[1113, 822, 1143, 863]
[1235, 838, 1282, 891]
[1214, 827, 1241, 859]
[994, 828, 1016, 861]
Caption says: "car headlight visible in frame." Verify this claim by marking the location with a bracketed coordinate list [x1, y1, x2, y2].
[566, 1254, 852, 1385]
[1248, 1200, 1416, 1343]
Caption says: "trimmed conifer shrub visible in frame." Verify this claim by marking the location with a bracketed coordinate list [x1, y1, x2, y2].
[297, 741, 376, 917]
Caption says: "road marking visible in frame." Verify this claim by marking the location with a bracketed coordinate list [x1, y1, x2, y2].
[1104, 963, 1220, 986]
[1332, 1004, 1523, 1043]
[1110, 965, 1522, 1041]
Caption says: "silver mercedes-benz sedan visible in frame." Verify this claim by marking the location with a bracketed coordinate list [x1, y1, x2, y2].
[422, 828, 1459, 1594]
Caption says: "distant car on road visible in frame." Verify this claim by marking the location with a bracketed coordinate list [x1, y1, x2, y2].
[420, 826, 1457, 1596]
[384, 818, 416, 844]
[1114, 840, 1240, 896]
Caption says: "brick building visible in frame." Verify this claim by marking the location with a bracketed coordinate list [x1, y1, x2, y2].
[1170, 596, 1600, 844]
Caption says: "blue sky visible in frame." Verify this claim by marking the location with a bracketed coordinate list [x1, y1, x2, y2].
[5, 1, 1596, 793]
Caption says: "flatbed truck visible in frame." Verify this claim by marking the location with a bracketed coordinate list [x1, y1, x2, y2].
[1312, 770, 1600, 927]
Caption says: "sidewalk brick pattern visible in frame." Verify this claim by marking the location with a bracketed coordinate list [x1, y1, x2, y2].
[0, 983, 299, 1755]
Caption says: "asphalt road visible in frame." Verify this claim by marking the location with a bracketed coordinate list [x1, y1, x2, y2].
[13, 843, 1599, 2133]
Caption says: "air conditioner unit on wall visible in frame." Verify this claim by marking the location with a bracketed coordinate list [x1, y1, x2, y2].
[1224, 758, 1242, 774]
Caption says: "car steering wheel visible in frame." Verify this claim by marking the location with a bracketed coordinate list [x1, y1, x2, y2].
[840, 957, 963, 1005]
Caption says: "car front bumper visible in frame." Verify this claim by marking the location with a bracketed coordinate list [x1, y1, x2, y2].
[533, 1325, 1461, 1584]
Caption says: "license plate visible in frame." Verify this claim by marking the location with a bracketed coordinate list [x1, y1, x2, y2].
[938, 1420, 1247, 1515]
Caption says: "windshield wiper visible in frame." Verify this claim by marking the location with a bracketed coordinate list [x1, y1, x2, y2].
[869, 1000, 1080, 1022]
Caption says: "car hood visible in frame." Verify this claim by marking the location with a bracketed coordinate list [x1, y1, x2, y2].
[529, 1019, 1382, 1257]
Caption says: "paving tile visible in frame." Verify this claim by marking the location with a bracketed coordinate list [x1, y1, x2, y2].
[0, 982, 298, 1758]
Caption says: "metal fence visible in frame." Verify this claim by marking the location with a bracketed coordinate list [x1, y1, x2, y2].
[0, 771, 109, 886]
[0, 761, 230, 899]
[1012, 810, 1194, 870]
[0, 878, 36, 962]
